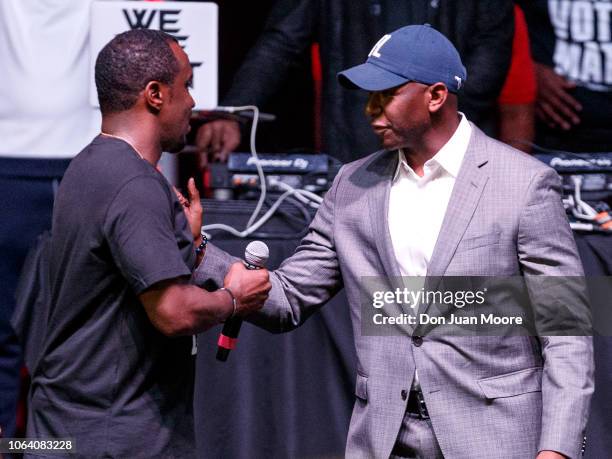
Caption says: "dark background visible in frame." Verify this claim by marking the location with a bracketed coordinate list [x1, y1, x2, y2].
[199, 0, 315, 153]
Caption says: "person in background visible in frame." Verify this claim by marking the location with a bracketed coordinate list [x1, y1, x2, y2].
[520, 5, 612, 458]
[497, 3, 537, 153]
[0, 0, 100, 437]
[520, 0, 612, 152]
[196, 0, 514, 164]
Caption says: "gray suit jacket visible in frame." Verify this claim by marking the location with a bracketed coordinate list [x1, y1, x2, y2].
[198, 126, 594, 459]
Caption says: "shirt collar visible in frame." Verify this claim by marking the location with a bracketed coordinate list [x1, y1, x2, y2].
[393, 113, 472, 181]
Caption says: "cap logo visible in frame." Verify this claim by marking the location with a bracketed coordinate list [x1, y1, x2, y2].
[454, 76, 462, 89]
[368, 34, 392, 58]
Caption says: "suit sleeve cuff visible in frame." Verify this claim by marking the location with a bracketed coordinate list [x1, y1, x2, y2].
[191, 243, 237, 289]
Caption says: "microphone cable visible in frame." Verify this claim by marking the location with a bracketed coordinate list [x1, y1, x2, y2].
[202, 105, 323, 240]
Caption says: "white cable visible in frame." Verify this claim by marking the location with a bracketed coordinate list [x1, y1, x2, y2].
[571, 175, 597, 220]
[570, 222, 595, 231]
[204, 105, 324, 239]
[572, 209, 596, 220]
[565, 195, 596, 230]
[270, 179, 322, 207]
[203, 188, 301, 238]
[216, 105, 266, 228]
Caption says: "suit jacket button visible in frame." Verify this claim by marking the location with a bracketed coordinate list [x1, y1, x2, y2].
[401, 389, 408, 401]
[412, 336, 423, 347]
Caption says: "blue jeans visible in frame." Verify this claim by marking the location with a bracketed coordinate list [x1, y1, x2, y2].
[0, 157, 70, 437]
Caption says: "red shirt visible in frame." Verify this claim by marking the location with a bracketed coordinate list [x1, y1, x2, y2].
[498, 5, 537, 105]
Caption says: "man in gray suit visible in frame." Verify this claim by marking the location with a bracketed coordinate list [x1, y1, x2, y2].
[199, 25, 593, 458]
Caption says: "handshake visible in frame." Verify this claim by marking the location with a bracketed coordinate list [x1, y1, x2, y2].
[220, 258, 272, 319]
[175, 179, 271, 322]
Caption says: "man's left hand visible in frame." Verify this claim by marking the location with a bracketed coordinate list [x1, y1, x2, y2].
[174, 177, 203, 242]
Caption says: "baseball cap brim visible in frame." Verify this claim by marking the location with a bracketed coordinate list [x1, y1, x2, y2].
[337, 62, 409, 91]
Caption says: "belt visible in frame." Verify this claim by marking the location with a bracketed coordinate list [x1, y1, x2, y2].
[406, 389, 430, 419]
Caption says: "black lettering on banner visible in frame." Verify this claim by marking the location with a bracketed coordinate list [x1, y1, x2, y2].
[122, 9, 157, 30]
[549, 0, 612, 89]
[120, 8, 204, 88]
[159, 10, 181, 33]
[172, 35, 189, 45]
[121, 9, 183, 36]
[121, 8, 188, 44]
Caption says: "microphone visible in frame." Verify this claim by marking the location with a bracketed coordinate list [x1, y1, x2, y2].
[216, 241, 269, 362]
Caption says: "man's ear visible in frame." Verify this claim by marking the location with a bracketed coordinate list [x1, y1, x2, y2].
[428, 82, 448, 113]
[144, 81, 164, 112]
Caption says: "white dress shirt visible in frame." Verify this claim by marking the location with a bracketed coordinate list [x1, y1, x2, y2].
[388, 114, 472, 277]
[387, 114, 472, 391]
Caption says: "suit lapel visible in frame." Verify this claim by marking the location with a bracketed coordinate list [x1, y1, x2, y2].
[421, 126, 490, 309]
[367, 151, 403, 280]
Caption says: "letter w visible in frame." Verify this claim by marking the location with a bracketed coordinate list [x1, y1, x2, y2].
[123, 9, 157, 30]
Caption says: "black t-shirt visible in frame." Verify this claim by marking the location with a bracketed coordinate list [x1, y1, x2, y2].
[27, 136, 197, 458]
[521, 0, 612, 151]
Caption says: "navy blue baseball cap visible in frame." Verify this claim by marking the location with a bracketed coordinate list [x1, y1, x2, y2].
[338, 24, 467, 93]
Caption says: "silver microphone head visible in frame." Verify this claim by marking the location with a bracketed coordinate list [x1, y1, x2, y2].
[245, 241, 269, 268]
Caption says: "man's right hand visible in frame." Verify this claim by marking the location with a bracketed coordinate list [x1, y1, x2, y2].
[223, 262, 271, 317]
[196, 119, 241, 167]
[534, 63, 582, 130]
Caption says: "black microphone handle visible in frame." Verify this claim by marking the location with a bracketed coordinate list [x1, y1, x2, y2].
[216, 261, 260, 362]
[215, 318, 243, 362]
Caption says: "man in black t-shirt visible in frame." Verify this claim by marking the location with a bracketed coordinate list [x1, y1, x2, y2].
[26, 30, 271, 458]
[521, 0, 612, 152]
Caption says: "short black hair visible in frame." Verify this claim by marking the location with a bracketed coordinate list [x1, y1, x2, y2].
[95, 29, 180, 114]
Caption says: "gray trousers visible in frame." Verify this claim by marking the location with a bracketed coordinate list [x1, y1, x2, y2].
[390, 413, 444, 459]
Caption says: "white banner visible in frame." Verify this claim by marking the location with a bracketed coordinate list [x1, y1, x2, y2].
[90, 1, 218, 109]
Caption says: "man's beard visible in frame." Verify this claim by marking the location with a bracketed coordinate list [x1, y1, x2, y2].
[161, 135, 187, 153]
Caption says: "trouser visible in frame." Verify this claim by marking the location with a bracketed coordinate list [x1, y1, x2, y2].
[0, 157, 70, 437]
[391, 391, 444, 459]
